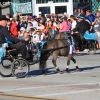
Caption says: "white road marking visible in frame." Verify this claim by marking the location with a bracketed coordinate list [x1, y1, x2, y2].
[0, 82, 100, 92]
[37, 88, 100, 97]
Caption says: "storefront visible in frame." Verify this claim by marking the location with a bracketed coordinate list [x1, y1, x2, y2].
[1, 0, 100, 17]
[11, 0, 32, 16]
[32, 0, 73, 17]
[0, 1, 11, 15]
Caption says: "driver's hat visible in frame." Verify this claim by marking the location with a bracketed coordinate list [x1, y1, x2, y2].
[77, 14, 85, 19]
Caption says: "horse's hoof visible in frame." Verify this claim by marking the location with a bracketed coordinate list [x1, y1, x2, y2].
[42, 70, 46, 75]
[66, 68, 70, 73]
[76, 68, 81, 72]
[56, 68, 60, 72]
[76, 66, 81, 72]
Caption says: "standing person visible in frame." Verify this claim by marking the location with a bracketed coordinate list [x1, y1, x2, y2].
[10, 19, 18, 37]
[86, 10, 95, 24]
[73, 8, 78, 17]
[59, 16, 71, 37]
[0, 15, 29, 60]
[92, 8, 100, 48]
[70, 15, 77, 47]
[70, 15, 77, 34]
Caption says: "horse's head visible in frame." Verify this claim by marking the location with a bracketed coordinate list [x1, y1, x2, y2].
[48, 28, 56, 40]
[48, 28, 52, 39]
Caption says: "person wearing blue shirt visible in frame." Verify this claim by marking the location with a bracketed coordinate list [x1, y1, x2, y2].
[86, 10, 95, 23]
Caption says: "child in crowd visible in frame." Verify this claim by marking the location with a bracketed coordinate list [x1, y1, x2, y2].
[18, 27, 26, 39]
[18, 27, 30, 43]
[35, 27, 45, 49]
[26, 22, 33, 31]
[30, 28, 37, 52]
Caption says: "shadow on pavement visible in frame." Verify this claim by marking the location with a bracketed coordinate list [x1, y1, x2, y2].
[27, 65, 100, 77]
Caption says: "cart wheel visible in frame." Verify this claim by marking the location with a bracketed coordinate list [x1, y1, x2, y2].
[88, 41, 96, 55]
[11, 58, 29, 78]
[0, 58, 12, 77]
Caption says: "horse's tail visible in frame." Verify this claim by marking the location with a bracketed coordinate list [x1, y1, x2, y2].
[39, 60, 47, 70]
[39, 42, 51, 70]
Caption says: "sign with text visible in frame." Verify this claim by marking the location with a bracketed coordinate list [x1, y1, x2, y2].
[12, 2, 32, 14]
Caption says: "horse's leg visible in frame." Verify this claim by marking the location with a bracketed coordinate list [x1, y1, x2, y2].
[66, 54, 72, 73]
[71, 57, 81, 72]
[52, 52, 60, 72]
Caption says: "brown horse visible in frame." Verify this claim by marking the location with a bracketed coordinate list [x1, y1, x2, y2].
[39, 28, 80, 74]
[48, 28, 67, 40]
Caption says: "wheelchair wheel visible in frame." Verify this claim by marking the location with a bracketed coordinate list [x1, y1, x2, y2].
[0, 58, 12, 77]
[11, 58, 29, 78]
[88, 41, 96, 55]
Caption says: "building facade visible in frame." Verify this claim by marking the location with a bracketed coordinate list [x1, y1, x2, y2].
[32, 0, 73, 17]
[0, 0, 100, 16]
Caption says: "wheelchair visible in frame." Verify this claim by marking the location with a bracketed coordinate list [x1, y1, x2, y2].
[83, 30, 98, 55]
[0, 43, 29, 78]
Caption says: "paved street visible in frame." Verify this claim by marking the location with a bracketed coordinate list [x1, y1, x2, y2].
[0, 50, 100, 100]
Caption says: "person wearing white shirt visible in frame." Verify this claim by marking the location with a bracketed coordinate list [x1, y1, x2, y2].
[35, 29, 45, 49]
[31, 16, 38, 28]
[70, 15, 77, 32]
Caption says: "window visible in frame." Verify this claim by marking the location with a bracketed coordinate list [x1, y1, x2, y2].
[39, 7, 50, 17]
[36, 0, 69, 4]
[55, 6, 67, 14]
[12, 0, 31, 3]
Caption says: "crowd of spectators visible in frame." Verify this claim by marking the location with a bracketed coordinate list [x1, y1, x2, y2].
[5, 6, 100, 52]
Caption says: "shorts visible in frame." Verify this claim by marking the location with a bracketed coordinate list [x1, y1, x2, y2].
[96, 32, 100, 43]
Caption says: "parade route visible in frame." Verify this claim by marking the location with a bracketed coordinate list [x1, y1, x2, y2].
[0, 51, 100, 100]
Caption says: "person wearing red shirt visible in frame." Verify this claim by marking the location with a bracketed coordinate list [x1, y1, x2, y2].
[45, 20, 56, 34]
[10, 19, 18, 37]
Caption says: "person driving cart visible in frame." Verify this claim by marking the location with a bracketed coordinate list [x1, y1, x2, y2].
[0, 15, 30, 60]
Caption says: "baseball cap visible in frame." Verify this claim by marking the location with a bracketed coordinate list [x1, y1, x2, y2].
[77, 14, 85, 19]
[30, 16, 35, 19]
[62, 16, 67, 20]
[20, 27, 25, 31]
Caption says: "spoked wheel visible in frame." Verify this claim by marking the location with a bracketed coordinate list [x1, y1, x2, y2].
[11, 58, 29, 78]
[0, 58, 12, 77]
[88, 41, 96, 55]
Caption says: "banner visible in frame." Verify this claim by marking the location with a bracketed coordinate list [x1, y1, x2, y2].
[12, 2, 32, 14]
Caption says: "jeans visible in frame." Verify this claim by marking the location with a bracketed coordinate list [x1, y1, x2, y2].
[36, 42, 41, 49]
[64, 31, 70, 38]
[64, 31, 75, 45]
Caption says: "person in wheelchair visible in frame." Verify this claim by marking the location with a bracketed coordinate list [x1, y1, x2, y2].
[0, 15, 30, 62]
[71, 14, 91, 51]
[72, 14, 90, 36]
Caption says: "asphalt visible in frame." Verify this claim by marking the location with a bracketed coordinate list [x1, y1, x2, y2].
[0, 50, 100, 100]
